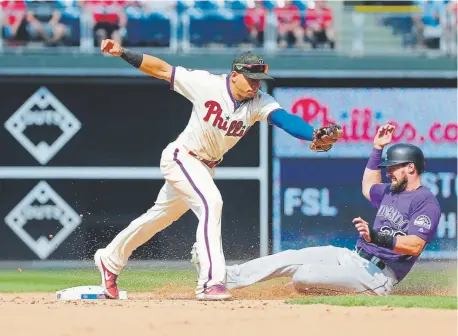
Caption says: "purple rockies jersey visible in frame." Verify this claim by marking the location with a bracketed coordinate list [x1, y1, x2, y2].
[356, 183, 441, 281]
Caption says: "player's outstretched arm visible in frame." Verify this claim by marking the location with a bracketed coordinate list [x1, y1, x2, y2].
[269, 109, 315, 141]
[101, 39, 173, 82]
[362, 124, 396, 200]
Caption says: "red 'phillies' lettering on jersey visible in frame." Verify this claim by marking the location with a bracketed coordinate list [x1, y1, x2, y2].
[203, 100, 227, 131]
[203, 100, 250, 137]
[170, 66, 282, 161]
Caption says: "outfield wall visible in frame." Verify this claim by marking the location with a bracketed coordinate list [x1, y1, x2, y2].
[0, 75, 456, 262]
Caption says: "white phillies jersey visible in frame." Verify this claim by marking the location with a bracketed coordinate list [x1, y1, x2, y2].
[170, 66, 282, 161]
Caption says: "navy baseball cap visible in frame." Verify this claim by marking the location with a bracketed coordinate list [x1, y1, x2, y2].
[231, 51, 273, 80]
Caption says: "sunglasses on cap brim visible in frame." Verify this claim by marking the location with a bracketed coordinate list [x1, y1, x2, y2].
[234, 63, 269, 74]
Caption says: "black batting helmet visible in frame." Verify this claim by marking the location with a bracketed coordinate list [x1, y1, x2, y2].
[378, 143, 425, 174]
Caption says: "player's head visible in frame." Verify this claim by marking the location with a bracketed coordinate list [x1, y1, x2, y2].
[378, 143, 425, 193]
[230, 51, 273, 100]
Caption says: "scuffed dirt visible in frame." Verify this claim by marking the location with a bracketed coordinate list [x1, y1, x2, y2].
[0, 283, 456, 336]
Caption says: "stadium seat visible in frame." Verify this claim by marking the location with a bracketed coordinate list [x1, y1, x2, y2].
[176, 0, 192, 15]
[125, 11, 173, 47]
[194, 1, 220, 11]
[60, 6, 81, 46]
[225, 0, 247, 11]
[24, 0, 81, 46]
[262, 1, 277, 10]
[188, 9, 248, 46]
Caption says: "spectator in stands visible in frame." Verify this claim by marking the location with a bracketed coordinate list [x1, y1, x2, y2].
[244, 0, 267, 47]
[413, 0, 446, 50]
[304, 0, 335, 49]
[2, 0, 68, 46]
[80, 0, 128, 47]
[1, 0, 28, 44]
[24, 0, 69, 46]
[275, 0, 305, 48]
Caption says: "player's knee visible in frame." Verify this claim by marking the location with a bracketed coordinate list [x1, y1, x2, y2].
[321, 245, 346, 254]
[293, 264, 313, 280]
[205, 195, 223, 212]
[292, 265, 315, 291]
[293, 265, 324, 284]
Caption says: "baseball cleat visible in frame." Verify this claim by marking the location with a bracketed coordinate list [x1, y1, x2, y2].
[94, 249, 119, 299]
[190, 242, 200, 274]
[196, 285, 232, 301]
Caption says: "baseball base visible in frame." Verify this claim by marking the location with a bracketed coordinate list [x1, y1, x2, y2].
[56, 285, 128, 300]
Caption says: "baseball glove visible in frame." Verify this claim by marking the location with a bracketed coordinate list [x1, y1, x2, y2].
[309, 123, 343, 152]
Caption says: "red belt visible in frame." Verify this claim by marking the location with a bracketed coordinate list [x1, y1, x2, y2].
[188, 151, 222, 168]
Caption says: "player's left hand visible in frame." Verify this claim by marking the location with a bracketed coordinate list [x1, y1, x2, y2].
[353, 217, 371, 242]
[309, 122, 343, 152]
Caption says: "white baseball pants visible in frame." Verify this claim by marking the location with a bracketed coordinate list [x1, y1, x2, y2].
[225, 246, 398, 296]
[100, 142, 226, 294]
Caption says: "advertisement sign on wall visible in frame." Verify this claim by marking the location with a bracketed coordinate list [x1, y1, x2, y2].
[1, 79, 264, 261]
[272, 87, 457, 259]
[273, 88, 457, 158]
[0, 179, 262, 261]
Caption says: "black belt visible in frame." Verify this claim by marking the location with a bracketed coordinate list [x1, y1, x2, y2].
[357, 248, 386, 270]
[188, 151, 222, 168]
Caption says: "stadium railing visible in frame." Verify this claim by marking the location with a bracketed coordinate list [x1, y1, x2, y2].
[0, 2, 455, 57]
[346, 4, 457, 57]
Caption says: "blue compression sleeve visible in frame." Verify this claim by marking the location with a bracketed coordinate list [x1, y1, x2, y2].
[269, 109, 315, 141]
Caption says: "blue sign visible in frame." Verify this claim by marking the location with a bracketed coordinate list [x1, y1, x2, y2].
[272, 158, 457, 259]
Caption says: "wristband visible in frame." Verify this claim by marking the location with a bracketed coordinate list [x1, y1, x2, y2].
[366, 147, 383, 170]
[368, 227, 396, 249]
[120, 48, 143, 69]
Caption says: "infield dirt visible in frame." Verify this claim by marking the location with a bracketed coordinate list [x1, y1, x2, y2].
[1, 282, 456, 336]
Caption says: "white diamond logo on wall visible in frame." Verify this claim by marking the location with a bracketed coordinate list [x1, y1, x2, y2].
[5, 181, 82, 260]
[4, 87, 81, 165]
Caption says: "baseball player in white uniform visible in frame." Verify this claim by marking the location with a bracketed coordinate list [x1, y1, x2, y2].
[94, 39, 342, 300]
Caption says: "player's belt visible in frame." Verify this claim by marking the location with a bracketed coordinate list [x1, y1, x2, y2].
[188, 151, 222, 169]
[356, 248, 386, 270]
